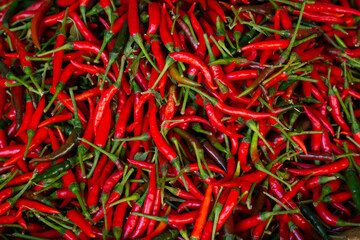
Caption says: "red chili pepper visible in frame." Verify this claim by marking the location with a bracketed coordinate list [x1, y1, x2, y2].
[114, 94, 134, 139]
[204, 101, 244, 139]
[49, 88, 87, 124]
[4, 128, 48, 167]
[16, 199, 59, 214]
[151, 38, 167, 97]
[31, 230, 62, 239]
[128, 0, 158, 71]
[133, 210, 200, 228]
[38, 113, 73, 128]
[313, 187, 360, 227]
[0, 24, 41, 93]
[216, 188, 240, 231]
[146, 187, 161, 235]
[31, 0, 53, 49]
[121, 190, 148, 240]
[15, 92, 34, 137]
[42, 1, 80, 27]
[305, 176, 337, 189]
[190, 183, 212, 240]
[328, 87, 351, 132]
[129, 164, 156, 239]
[303, 2, 360, 16]
[242, 40, 290, 51]
[112, 201, 127, 239]
[70, 12, 100, 45]
[303, 105, 322, 152]
[287, 158, 349, 176]
[149, 103, 179, 169]
[67, 210, 95, 238]
[323, 191, 353, 203]
[144, 3, 160, 39]
[235, 210, 296, 231]
[291, 9, 343, 23]
[170, 52, 217, 91]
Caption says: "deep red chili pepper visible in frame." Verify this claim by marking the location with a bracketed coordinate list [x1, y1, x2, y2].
[287, 158, 349, 176]
[306, 105, 334, 136]
[31, 0, 52, 49]
[219, 170, 267, 187]
[31, 230, 62, 239]
[15, 92, 34, 137]
[127, 0, 158, 72]
[303, 2, 360, 15]
[306, 176, 337, 189]
[41, 1, 79, 26]
[151, 38, 167, 97]
[50, 188, 76, 199]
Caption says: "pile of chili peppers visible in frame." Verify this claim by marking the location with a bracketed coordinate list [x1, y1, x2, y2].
[1, 0, 360, 239]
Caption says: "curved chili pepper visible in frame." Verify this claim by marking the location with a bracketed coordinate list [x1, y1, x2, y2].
[31, 0, 53, 49]
[170, 52, 217, 91]
[149, 103, 180, 171]
[29, 94, 83, 163]
[329, 87, 351, 132]
[168, 63, 200, 87]
[313, 187, 360, 227]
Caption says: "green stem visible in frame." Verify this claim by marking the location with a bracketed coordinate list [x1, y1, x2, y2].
[133, 33, 159, 72]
